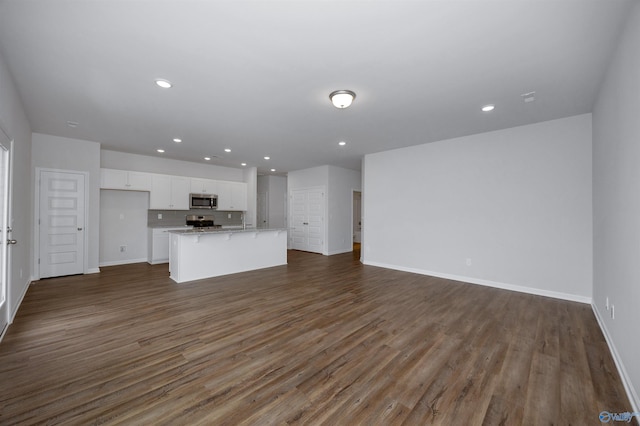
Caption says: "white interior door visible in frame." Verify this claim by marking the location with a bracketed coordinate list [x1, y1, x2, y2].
[306, 188, 324, 253]
[290, 187, 324, 253]
[0, 131, 11, 337]
[39, 171, 86, 278]
[290, 189, 308, 250]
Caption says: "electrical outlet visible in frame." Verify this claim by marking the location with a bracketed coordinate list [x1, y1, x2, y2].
[466, 258, 472, 266]
[611, 305, 615, 320]
[120, 245, 127, 252]
[606, 297, 609, 310]
[228, 213, 232, 219]
[119, 213, 125, 220]
[158, 213, 162, 220]
[19, 269, 23, 279]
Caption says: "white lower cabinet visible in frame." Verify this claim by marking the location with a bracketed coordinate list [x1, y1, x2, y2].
[148, 227, 189, 264]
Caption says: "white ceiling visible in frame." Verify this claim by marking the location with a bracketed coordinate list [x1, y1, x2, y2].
[0, 0, 633, 175]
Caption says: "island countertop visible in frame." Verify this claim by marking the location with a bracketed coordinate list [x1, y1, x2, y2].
[168, 227, 287, 235]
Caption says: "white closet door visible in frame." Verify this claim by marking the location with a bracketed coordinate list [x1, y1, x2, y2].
[290, 187, 324, 253]
[39, 171, 86, 278]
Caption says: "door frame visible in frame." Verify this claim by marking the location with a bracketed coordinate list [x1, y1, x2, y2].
[0, 125, 12, 339]
[351, 189, 362, 248]
[33, 167, 90, 280]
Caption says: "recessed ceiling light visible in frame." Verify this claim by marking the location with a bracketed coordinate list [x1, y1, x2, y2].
[241, 163, 247, 166]
[521, 91, 536, 103]
[204, 157, 211, 161]
[66, 121, 79, 128]
[173, 138, 182, 143]
[481, 104, 495, 112]
[155, 79, 172, 89]
[224, 148, 231, 153]
[338, 141, 347, 146]
[264, 156, 270, 160]
[157, 149, 165, 153]
[270, 169, 276, 172]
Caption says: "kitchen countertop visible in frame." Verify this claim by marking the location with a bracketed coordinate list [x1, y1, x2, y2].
[168, 227, 286, 235]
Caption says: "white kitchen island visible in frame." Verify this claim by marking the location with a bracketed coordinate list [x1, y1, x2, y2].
[168, 228, 287, 283]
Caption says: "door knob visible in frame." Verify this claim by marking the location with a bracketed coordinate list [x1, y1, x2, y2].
[7, 239, 17, 245]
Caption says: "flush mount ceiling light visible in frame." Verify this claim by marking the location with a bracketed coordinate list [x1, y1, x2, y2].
[329, 90, 356, 109]
[481, 104, 495, 112]
[155, 79, 172, 89]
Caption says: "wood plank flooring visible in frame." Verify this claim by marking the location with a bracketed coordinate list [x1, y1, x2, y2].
[0, 250, 635, 425]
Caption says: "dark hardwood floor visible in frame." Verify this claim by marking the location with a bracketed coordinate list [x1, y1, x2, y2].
[0, 250, 635, 425]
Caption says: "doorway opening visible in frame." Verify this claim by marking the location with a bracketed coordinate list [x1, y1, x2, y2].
[352, 190, 362, 257]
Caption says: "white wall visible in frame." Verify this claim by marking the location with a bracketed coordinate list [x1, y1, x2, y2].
[0, 46, 32, 322]
[243, 167, 257, 228]
[363, 114, 593, 302]
[258, 175, 287, 229]
[328, 165, 361, 255]
[32, 133, 101, 274]
[101, 150, 243, 181]
[99, 190, 149, 266]
[592, 1, 640, 411]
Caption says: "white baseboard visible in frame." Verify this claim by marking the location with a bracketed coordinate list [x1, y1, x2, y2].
[99, 258, 147, 267]
[592, 304, 639, 413]
[10, 278, 31, 324]
[328, 248, 354, 256]
[362, 260, 592, 304]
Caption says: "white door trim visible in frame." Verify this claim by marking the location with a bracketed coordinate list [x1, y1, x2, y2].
[0, 125, 11, 340]
[33, 167, 90, 280]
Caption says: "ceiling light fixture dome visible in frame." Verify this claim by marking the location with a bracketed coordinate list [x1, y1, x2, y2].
[330, 90, 356, 109]
[155, 79, 172, 89]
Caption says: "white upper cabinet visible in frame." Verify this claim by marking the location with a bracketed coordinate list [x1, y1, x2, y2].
[101, 168, 246, 211]
[190, 178, 219, 195]
[101, 168, 152, 191]
[149, 174, 190, 210]
[217, 181, 247, 211]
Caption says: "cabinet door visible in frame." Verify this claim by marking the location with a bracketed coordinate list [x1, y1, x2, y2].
[170, 176, 190, 210]
[127, 171, 152, 191]
[217, 181, 247, 211]
[100, 169, 128, 189]
[230, 182, 247, 210]
[190, 178, 218, 195]
[150, 174, 172, 209]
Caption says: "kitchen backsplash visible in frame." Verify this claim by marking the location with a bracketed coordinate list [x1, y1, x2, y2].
[147, 210, 244, 227]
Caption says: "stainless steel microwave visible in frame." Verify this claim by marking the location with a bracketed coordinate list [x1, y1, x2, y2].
[189, 193, 218, 209]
